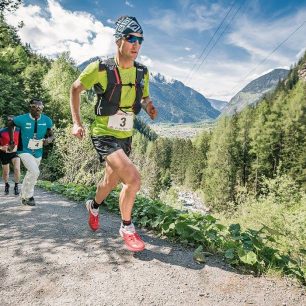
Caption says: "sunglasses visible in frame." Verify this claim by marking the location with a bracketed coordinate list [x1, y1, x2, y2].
[125, 35, 144, 45]
[30, 104, 44, 110]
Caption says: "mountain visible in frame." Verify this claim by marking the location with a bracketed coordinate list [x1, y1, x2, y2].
[78, 56, 100, 71]
[223, 68, 289, 115]
[78, 58, 220, 123]
[207, 98, 228, 111]
[146, 72, 220, 123]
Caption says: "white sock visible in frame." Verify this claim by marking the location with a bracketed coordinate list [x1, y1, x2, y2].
[91, 206, 99, 216]
[121, 223, 135, 233]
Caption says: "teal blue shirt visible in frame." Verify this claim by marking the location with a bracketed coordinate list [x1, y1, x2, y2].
[14, 113, 53, 158]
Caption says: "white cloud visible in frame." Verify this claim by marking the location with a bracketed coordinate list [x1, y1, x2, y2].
[5, 0, 115, 64]
[227, 10, 306, 66]
[125, 1, 134, 8]
[188, 54, 196, 59]
[146, 4, 226, 34]
[139, 55, 154, 67]
[185, 47, 191, 51]
[150, 57, 240, 101]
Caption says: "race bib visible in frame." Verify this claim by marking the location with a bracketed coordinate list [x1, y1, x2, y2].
[107, 111, 134, 131]
[28, 139, 43, 150]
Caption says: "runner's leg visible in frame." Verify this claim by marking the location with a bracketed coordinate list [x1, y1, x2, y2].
[85, 162, 121, 231]
[2, 164, 9, 183]
[3, 163, 10, 194]
[105, 149, 141, 222]
[11, 157, 20, 184]
[11, 157, 20, 195]
[106, 150, 145, 252]
[95, 162, 120, 204]
[19, 153, 41, 199]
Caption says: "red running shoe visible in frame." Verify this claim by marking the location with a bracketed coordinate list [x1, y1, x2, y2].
[119, 223, 145, 252]
[85, 200, 100, 231]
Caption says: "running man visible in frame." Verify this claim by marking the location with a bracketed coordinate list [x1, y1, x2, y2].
[8, 99, 54, 206]
[0, 116, 20, 195]
[70, 16, 157, 252]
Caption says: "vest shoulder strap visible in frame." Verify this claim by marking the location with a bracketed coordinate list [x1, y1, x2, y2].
[98, 57, 116, 71]
[98, 58, 120, 85]
[134, 61, 148, 84]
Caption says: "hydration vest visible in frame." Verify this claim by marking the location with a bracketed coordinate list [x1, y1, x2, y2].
[94, 58, 147, 116]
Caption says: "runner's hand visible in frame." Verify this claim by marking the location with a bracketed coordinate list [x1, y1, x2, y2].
[7, 143, 15, 152]
[0, 145, 8, 153]
[8, 145, 17, 152]
[72, 123, 85, 139]
[146, 101, 158, 120]
[43, 138, 53, 146]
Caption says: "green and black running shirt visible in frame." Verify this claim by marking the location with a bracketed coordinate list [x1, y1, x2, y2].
[79, 59, 150, 139]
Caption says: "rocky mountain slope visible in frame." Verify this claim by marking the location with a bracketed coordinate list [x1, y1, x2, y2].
[207, 98, 228, 111]
[223, 68, 289, 115]
[147, 72, 220, 123]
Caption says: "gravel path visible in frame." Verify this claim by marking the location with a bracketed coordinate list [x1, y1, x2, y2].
[0, 181, 305, 306]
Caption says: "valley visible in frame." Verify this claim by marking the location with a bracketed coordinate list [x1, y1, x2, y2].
[149, 120, 215, 138]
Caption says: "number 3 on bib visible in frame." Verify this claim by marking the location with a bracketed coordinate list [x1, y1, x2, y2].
[108, 111, 134, 131]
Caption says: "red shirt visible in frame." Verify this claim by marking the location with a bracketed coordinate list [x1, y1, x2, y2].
[0, 128, 20, 146]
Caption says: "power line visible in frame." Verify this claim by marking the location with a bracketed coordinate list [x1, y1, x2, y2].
[230, 19, 306, 95]
[186, 0, 246, 85]
[183, 0, 237, 84]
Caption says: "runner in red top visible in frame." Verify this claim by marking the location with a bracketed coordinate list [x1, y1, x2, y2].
[0, 116, 21, 195]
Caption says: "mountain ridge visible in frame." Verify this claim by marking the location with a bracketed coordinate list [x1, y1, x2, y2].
[222, 68, 289, 115]
[207, 98, 228, 111]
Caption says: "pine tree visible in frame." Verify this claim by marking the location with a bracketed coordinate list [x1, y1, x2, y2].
[279, 80, 306, 188]
[185, 131, 210, 190]
[203, 115, 240, 210]
[170, 138, 189, 186]
[141, 141, 161, 198]
[236, 106, 254, 187]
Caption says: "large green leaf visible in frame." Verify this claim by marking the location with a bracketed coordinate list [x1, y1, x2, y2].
[238, 250, 258, 265]
[187, 224, 201, 231]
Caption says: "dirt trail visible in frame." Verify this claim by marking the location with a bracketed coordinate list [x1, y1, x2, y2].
[0, 181, 305, 306]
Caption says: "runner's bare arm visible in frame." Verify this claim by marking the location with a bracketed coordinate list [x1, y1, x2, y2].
[141, 96, 158, 120]
[70, 80, 86, 139]
[7, 119, 15, 152]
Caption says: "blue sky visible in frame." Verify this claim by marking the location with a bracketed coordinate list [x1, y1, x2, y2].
[5, 0, 306, 100]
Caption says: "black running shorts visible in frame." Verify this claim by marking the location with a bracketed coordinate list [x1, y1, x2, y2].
[91, 136, 132, 163]
[0, 151, 19, 165]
